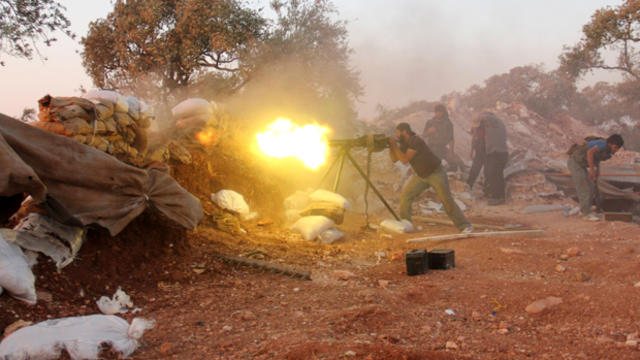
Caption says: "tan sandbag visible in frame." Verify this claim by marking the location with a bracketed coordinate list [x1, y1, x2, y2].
[132, 126, 148, 154]
[47, 96, 95, 112]
[168, 141, 192, 164]
[87, 136, 109, 152]
[137, 116, 151, 129]
[94, 120, 107, 135]
[114, 112, 133, 128]
[62, 118, 92, 135]
[147, 145, 169, 163]
[30, 121, 71, 136]
[103, 118, 118, 134]
[95, 103, 114, 120]
[58, 105, 91, 121]
[105, 134, 124, 143]
[72, 135, 87, 143]
[123, 127, 136, 143]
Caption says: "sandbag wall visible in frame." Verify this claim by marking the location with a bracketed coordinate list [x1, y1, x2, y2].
[33, 90, 152, 163]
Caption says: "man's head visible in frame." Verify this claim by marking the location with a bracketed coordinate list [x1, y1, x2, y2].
[607, 134, 624, 153]
[396, 122, 415, 141]
[434, 104, 447, 119]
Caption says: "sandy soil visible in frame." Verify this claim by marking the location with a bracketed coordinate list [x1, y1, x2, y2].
[2, 146, 640, 360]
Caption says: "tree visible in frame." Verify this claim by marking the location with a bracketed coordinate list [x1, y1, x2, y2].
[233, 0, 362, 136]
[461, 65, 577, 118]
[0, 0, 72, 65]
[559, 0, 640, 81]
[81, 0, 266, 100]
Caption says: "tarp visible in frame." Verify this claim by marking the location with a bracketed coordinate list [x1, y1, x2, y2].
[0, 114, 203, 235]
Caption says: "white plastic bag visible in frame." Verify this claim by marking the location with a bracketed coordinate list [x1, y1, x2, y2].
[0, 230, 36, 304]
[0, 315, 155, 360]
[97, 287, 134, 315]
[212, 190, 251, 218]
[309, 189, 352, 211]
[171, 98, 212, 119]
[290, 216, 335, 241]
[380, 219, 414, 234]
[83, 89, 129, 113]
[317, 228, 344, 244]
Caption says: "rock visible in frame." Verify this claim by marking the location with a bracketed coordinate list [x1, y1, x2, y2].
[36, 290, 53, 303]
[331, 270, 356, 281]
[344, 350, 356, 357]
[378, 280, 390, 289]
[472, 311, 481, 321]
[567, 247, 581, 257]
[159, 342, 173, 355]
[625, 340, 638, 347]
[236, 310, 256, 321]
[497, 328, 509, 335]
[555, 265, 566, 273]
[634, 281, 640, 288]
[498, 321, 508, 329]
[222, 325, 232, 331]
[559, 254, 569, 260]
[573, 272, 591, 282]
[627, 333, 638, 341]
[525, 296, 563, 314]
[445, 341, 458, 350]
[500, 247, 524, 254]
[596, 336, 614, 344]
[3, 320, 33, 337]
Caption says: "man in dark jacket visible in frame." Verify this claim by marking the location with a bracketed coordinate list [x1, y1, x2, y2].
[389, 122, 472, 233]
[423, 104, 454, 164]
[567, 134, 623, 220]
[475, 112, 508, 205]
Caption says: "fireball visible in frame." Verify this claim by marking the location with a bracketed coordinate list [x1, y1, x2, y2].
[195, 128, 219, 147]
[256, 118, 330, 170]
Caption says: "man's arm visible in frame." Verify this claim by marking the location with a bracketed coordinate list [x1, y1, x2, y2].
[389, 137, 416, 164]
[587, 146, 598, 180]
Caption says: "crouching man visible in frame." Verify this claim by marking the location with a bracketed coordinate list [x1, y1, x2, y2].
[389, 123, 473, 233]
[567, 134, 623, 220]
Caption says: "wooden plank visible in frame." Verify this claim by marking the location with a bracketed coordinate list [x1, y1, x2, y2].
[407, 229, 545, 243]
[212, 252, 311, 280]
[413, 216, 507, 230]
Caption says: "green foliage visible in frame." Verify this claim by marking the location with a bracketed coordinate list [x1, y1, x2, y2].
[81, 0, 266, 98]
[559, 0, 640, 81]
[0, 0, 73, 65]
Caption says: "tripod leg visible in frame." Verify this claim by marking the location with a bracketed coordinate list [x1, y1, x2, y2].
[333, 150, 347, 192]
[317, 149, 343, 189]
[345, 151, 400, 221]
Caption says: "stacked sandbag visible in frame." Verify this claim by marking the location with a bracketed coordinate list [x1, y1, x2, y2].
[172, 98, 214, 128]
[32, 91, 153, 164]
[286, 189, 350, 244]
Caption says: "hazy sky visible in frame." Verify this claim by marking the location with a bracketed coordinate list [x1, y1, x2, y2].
[0, 0, 623, 120]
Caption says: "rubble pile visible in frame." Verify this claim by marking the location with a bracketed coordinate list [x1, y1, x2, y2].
[33, 90, 152, 163]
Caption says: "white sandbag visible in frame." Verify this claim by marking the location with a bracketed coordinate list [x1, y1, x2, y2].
[309, 189, 352, 211]
[285, 209, 302, 223]
[0, 315, 155, 360]
[12, 213, 85, 270]
[284, 190, 311, 210]
[380, 219, 414, 234]
[83, 89, 129, 113]
[171, 98, 212, 119]
[0, 230, 36, 304]
[97, 287, 134, 315]
[212, 190, 250, 217]
[317, 228, 343, 244]
[290, 216, 335, 241]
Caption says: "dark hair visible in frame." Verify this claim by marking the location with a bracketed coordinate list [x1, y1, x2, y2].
[434, 104, 447, 113]
[396, 122, 415, 135]
[607, 134, 624, 147]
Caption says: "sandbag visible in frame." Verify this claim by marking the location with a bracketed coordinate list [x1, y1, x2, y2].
[380, 219, 414, 234]
[114, 112, 133, 127]
[103, 118, 118, 134]
[284, 190, 311, 211]
[290, 215, 335, 241]
[0, 230, 37, 304]
[62, 117, 92, 135]
[317, 228, 344, 244]
[30, 121, 70, 136]
[212, 190, 250, 216]
[175, 113, 210, 128]
[309, 189, 352, 210]
[132, 126, 148, 154]
[94, 103, 114, 120]
[58, 104, 91, 121]
[83, 89, 129, 113]
[0, 315, 155, 360]
[172, 98, 212, 119]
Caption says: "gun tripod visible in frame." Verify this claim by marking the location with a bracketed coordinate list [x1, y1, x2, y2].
[318, 144, 400, 227]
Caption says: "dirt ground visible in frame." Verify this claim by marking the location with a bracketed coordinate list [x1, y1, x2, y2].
[2, 146, 640, 360]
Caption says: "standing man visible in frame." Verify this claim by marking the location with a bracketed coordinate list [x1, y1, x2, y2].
[567, 134, 623, 220]
[423, 104, 455, 166]
[389, 123, 473, 233]
[466, 117, 485, 190]
[477, 112, 509, 205]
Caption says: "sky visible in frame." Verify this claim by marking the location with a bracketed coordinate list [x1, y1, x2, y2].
[0, 0, 624, 120]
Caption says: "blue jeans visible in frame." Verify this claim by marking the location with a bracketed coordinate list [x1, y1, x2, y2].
[399, 166, 471, 230]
